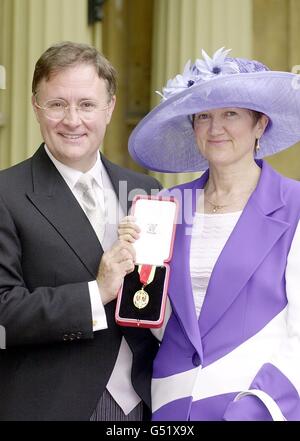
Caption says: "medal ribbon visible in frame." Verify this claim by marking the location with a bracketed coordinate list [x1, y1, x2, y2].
[138, 264, 156, 287]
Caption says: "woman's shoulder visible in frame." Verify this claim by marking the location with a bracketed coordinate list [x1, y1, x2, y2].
[277, 174, 300, 218]
[280, 174, 300, 197]
[159, 178, 201, 203]
[163, 175, 203, 194]
[264, 161, 300, 198]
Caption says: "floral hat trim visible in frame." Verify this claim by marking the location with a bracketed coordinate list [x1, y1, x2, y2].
[129, 47, 300, 173]
[156, 47, 269, 101]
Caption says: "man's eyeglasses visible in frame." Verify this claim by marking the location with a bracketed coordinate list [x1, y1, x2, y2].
[34, 98, 111, 121]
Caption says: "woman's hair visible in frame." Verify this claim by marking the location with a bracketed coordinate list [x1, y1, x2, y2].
[249, 110, 264, 125]
[32, 41, 117, 99]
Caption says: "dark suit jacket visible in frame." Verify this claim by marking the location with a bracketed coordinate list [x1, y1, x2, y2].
[0, 144, 161, 421]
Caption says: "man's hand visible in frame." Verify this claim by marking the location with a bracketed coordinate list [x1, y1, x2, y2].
[96, 240, 136, 305]
[118, 215, 140, 243]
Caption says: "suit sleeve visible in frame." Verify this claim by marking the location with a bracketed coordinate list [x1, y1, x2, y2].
[0, 197, 94, 348]
[224, 219, 300, 421]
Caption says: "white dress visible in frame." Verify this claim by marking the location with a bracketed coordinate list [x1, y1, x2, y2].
[190, 211, 242, 317]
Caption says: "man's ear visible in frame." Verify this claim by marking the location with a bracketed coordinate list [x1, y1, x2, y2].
[105, 95, 116, 124]
[31, 95, 41, 123]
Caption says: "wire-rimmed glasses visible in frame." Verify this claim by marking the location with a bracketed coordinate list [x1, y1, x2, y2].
[34, 98, 111, 121]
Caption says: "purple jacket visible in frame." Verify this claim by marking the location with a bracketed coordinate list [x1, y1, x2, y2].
[152, 160, 300, 421]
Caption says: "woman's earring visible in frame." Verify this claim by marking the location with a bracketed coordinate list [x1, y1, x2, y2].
[255, 138, 260, 155]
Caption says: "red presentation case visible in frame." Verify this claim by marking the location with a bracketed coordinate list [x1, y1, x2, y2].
[115, 195, 178, 328]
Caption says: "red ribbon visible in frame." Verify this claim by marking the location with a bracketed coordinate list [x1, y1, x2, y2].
[139, 264, 154, 285]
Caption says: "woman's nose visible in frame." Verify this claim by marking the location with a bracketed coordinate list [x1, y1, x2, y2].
[208, 117, 225, 135]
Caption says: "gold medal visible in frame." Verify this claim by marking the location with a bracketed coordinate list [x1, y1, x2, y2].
[133, 264, 156, 309]
[133, 288, 149, 309]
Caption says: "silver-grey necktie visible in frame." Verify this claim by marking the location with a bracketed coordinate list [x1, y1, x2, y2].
[76, 174, 105, 242]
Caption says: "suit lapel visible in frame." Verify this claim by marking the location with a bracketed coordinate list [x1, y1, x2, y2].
[101, 154, 132, 215]
[26, 146, 103, 278]
[168, 174, 209, 355]
[199, 161, 290, 338]
[169, 161, 290, 348]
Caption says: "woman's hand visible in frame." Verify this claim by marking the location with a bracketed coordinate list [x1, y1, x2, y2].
[118, 216, 141, 244]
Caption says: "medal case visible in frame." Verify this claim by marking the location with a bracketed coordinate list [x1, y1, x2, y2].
[115, 195, 178, 328]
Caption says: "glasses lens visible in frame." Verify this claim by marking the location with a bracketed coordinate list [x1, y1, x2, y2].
[78, 101, 99, 120]
[39, 99, 110, 120]
[45, 99, 66, 119]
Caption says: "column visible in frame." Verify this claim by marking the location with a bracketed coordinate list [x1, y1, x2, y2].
[0, 0, 94, 168]
[253, 0, 300, 180]
[0, 64, 5, 128]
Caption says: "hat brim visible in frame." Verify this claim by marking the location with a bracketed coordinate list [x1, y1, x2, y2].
[129, 71, 300, 172]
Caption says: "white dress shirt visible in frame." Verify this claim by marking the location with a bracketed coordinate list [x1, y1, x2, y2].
[44, 145, 141, 414]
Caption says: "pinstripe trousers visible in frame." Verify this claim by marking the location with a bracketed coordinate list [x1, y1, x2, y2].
[90, 389, 143, 421]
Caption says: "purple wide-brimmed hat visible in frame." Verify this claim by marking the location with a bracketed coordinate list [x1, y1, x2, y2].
[129, 47, 300, 173]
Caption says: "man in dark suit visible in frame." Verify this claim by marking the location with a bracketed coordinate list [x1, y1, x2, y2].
[0, 42, 161, 421]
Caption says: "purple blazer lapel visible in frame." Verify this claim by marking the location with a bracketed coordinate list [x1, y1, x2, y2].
[167, 172, 209, 355]
[199, 161, 290, 338]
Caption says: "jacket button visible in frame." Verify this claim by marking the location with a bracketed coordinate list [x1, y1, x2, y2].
[76, 332, 82, 339]
[63, 334, 69, 341]
[69, 333, 76, 341]
[192, 352, 201, 367]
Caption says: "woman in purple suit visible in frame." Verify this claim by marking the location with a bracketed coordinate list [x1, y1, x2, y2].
[120, 48, 300, 420]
